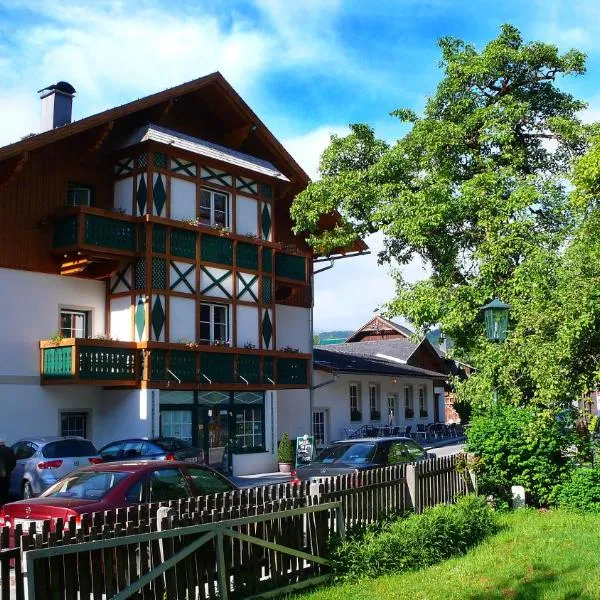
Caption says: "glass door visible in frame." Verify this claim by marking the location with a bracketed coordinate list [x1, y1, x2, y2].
[206, 407, 230, 470]
[387, 394, 397, 426]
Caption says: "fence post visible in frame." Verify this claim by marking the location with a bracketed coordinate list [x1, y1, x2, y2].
[335, 505, 346, 541]
[216, 529, 229, 600]
[406, 464, 420, 513]
[157, 506, 175, 562]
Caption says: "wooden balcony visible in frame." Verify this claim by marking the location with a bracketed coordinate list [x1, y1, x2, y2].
[40, 338, 310, 390]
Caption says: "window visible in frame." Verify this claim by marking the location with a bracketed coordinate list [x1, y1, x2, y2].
[99, 442, 123, 461]
[121, 441, 144, 459]
[234, 406, 264, 452]
[42, 471, 129, 500]
[12, 442, 36, 461]
[60, 309, 89, 338]
[42, 439, 97, 458]
[200, 303, 229, 343]
[67, 183, 93, 207]
[387, 440, 427, 465]
[160, 410, 193, 443]
[419, 387, 427, 417]
[387, 394, 396, 424]
[61, 412, 87, 438]
[149, 468, 191, 502]
[349, 383, 361, 420]
[315, 442, 376, 465]
[369, 383, 380, 421]
[187, 467, 234, 495]
[200, 188, 228, 227]
[405, 386, 414, 419]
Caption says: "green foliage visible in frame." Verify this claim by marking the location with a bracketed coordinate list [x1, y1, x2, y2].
[329, 495, 497, 582]
[277, 432, 293, 464]
[292, 24, 598, 412]
[466, 404, 573, 507]
[557, 467, 600, 512]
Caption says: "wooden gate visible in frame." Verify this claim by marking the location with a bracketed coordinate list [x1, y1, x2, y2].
[25, 501, 344, 600]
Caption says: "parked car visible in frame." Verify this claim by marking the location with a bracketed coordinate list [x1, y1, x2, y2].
[98, 437, 204, 464]
[9, 437, 102, 499]
[0, 461, 237, 533]
[292, 436, 431, 482]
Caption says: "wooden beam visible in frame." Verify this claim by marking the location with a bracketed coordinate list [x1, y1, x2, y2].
[222, 124, 253, 149]
[0, 151, 28, 187]
[88, 120, 113, 152]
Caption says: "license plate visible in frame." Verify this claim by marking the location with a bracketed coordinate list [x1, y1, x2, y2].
[184, 457, 198, 463]
[13, 518, 45, 533]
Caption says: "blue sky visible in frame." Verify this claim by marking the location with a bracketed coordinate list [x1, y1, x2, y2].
[1, 0, 599, 331]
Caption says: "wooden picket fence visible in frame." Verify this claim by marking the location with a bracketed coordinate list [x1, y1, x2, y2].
[0, 454, 471, 599]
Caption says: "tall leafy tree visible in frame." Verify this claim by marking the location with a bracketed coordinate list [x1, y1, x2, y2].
[292, 25, 592, 409]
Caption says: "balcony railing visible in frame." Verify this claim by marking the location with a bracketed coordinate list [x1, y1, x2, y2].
[40, 339, 310, 389]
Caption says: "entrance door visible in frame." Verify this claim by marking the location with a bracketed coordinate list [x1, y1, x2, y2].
[312, 410, 328, 447]
[387, 394, 397, 426]
[197, 407, 230, 471]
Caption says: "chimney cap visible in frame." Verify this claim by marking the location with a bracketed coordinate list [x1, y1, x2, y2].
[38, 81, 76, 96]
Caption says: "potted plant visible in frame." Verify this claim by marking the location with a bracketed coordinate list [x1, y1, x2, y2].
[370, 410, 381, 421]
[277, 432, 294, 473]
[405, 407, 414, 419]
[420, 409, 428, 418]
[350, 409, 362, 422]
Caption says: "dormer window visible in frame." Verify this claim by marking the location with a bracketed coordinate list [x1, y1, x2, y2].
[67, 183, 93, 207]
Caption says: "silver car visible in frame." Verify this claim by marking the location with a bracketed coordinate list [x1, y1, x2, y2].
[9, 437, 102, 499]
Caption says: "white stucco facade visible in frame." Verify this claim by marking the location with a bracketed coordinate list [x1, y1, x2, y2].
[275, 305, 311, 353]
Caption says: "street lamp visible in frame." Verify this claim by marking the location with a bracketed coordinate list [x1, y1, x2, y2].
[480, 298, 510, 343]
[480, 298, 510, 404]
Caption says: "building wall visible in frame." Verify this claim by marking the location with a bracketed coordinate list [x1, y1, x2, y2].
[275, 305, 311, 353]
[312, 371, 438, 444]
[277, 388, 311, 443]
[0, 267, 105, 376]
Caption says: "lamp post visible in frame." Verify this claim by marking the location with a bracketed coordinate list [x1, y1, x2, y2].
[480, 298, 510, 403]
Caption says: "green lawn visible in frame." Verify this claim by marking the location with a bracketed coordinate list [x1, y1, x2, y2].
[295, 509, 600, 600]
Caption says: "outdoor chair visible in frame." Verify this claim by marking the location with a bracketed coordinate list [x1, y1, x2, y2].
[415, 424, 427, 441]
[404, 425, 412, 439]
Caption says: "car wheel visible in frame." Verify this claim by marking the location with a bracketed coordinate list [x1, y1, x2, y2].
[22, 481, 33, 499]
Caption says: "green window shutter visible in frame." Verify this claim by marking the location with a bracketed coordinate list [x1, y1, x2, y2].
[237, 355, 261, 384]
[151, 350, 166, 380]
[169, 351, 197, 382]
[201, 235, 233, 265]
[84, 215, 137, 252]
[53, 216, 78, 248]
[200, 352, 234, 383]
[275, 253, 306, 282]
[263, 356, 274, 384]
[171, 228, 197, 259]
[276, 358, 308, 385]
[262, 248, 272, 273]
[236, 242, 259, 270]
[152, 224, 166, 253]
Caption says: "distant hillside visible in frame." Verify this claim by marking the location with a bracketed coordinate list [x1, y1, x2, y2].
[314, 330, 353, 345]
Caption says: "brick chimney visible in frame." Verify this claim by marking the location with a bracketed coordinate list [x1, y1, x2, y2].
[38, 81, 76, 132]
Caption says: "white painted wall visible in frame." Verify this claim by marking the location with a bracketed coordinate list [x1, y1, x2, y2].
[169, 296, 196, 343]
[170, 178, 196, 221]
[275, 305, 311, 353]
[110, 296, 133, 342]
[235, 195, 258, 236]
[0, 268, 105, 376]
[0, 384, 104, 446]
[276, 389, 311, 443]
[95, 389, 155, 447]
[311, 371, 438, 443]
[236, 305, 259, 348]
[114, 177, 133, 214]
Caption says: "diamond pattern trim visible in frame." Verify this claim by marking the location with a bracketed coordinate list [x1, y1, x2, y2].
[262, 309, 273, 349]
[136, 153, 148, 168]
[153, 174, 167, 216]
[114, 158, 133, 176]
[236, 176, 258, 194]
[170, 261, 195, 293]
[135, 258, 146, 290]
[111, 264, 132, 293]
[237, 273, 258, 302]
[136, 175, 147, 215]
[200, 267, 232, 298]
[151, 296, 165, 341]
[135, 296, 146, 341]
[153, 152, 167, 169]
[152, 258, 167, 289]
[171, 158, 196, 176]
[261, 202, 271, 240]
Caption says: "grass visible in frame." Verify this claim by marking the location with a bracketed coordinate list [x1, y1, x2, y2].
[294, 509, 600, 599]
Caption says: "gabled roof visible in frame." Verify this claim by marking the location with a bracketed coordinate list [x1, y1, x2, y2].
[345, 315, 413, 343]
[0, 72, 309, 187]
[117, 124, 290, 182]
[323, 339, 420, 363]
[313, 348, 445, 379]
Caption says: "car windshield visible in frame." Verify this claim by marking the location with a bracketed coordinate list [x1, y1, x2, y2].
[41, 471, 129, 500]
[42, 440, 98, 458]
[315, 443, 376, 465]
[154, 439, 191, 452]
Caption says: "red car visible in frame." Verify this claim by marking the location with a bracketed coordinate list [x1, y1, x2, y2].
[0, 461, 237, 533]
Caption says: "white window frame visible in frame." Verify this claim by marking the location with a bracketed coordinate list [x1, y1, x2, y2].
[67, 183, 92, 207]
[200, 187, 229, 228]
[404, 385, 414, 418]
[369, 383, 380, 421]
[349, 382, 361, 416]
[59, 308, 90, 339]
[419, 386, 427, 417]
[199, 302, 230, 343]
[60, 411, 88, 438]
[312, 409, 328, 447]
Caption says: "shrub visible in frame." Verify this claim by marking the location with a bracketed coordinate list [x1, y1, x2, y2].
[329, 495, 497, 582]
[466, 404, 573, 507]
[277, 432, 293, 464]
[557, 467, 600, 512]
